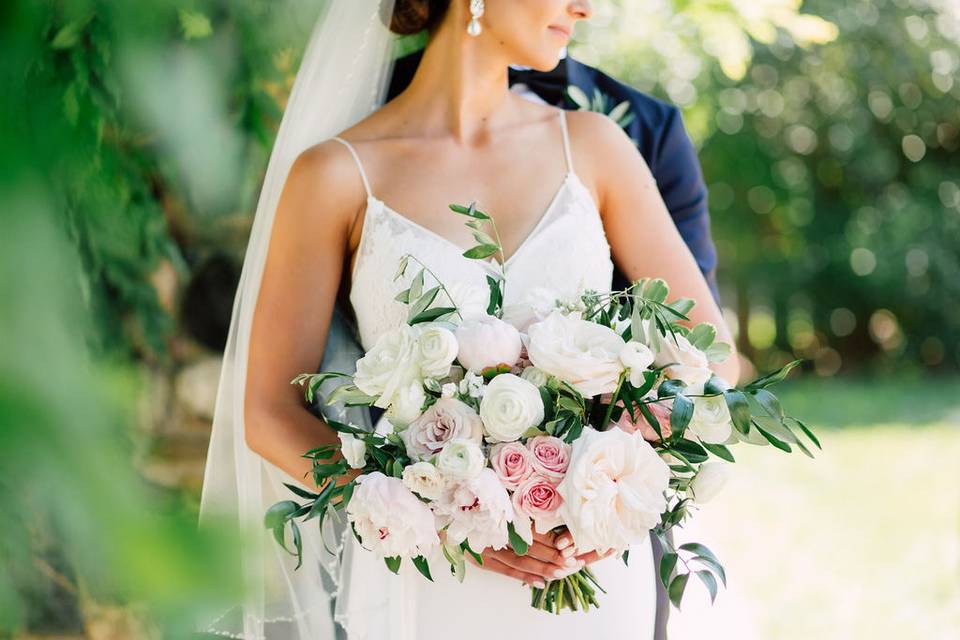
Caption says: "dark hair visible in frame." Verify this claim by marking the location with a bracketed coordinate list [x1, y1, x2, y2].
[390, 0, 452, 35]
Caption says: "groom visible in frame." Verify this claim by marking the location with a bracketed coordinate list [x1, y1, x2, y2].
[319, 47, 718, 640]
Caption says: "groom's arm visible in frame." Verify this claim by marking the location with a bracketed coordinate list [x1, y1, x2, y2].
[648, 106, 719, 303]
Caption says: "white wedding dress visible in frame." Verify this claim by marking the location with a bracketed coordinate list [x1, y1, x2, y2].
[329, 109, 657, 640]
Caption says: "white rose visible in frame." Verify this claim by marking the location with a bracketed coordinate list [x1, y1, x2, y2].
[688, 394, 733, 444]
[417, 324, 459, 378]
[445, 281, 490, 320]
[526, 310, 626, 397]
[347, 472, 439, 558]
[690, 461, 732, 503]
[354, 324, 422, 409]
[402, 461, 445, 500]
[479, 373, 544, 443]
[401, 397, 483, 460]
[337, 432, 366, 470]
[557, 428, 670, 554]
[436, 438, 485, 480]
[519, 365, 549, 388]
[455, 314, 523, 372]
[384, 381, 426, 428]
[435, 468, 515, 551]
[654, 332, 712, 388]
[619, 341, 655, 387]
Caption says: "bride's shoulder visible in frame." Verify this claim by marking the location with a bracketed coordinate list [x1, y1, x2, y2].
[279, 138, 369, 230]
[562, 109, 650, 190]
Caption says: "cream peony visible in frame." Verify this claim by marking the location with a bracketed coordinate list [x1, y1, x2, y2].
[619, 341, 655, 387]
[354, 324, 422, 409]
[653, 331, 712, 388]
[337, 432, 366, 470]
[383, 381, 426, 428]
[401, 397, 483, 461]
[526, 310, 626, 397]
[557, 428, 670, 554]
[454, 314, 523, 372]
[479, 373, 544, 443]
[435, 438, 485, 480]
[347, 472, 439, 558]
[435, 468, 515, 551]
[417, 324, 459, 378]
[401, 461, 445, 500]
[690, 461, 732, 503]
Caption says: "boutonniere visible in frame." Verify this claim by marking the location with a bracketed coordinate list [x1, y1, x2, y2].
[566, 86, 639, 144]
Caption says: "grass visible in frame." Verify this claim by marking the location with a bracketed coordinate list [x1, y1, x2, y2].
[667, 376, 960, 640]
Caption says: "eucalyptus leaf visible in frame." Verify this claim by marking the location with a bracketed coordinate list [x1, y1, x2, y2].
[668, 572, 689, 608]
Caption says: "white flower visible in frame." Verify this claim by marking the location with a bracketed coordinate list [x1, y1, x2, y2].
[526, 310, 626, 397]
[519, 365, 549, 388]
[435, 468, 515, 551]
[654, 331, 712, 388]
[455, 314, 523, 372]
[337, 432, 366, 469]
[417, 324, 459, 378]
[440, 382, 458, 398]
[619, 341, 655, 387]
[402, 461, 445, 500]
[557, 428, 670, 554]
[688, 394, 733, 444]
[436, 438, 485, 480]
[479, 373, 544, 443]
[384, 381, 426, 428]
[501, 286, 563, 332]
[445, 281, 490, 320]
[347, 472, 439, 558]
[690, 462, 732, 503]
[458, 370, 485, 399]
[401, 397, 483, 461]
[354, 324, 422, 409]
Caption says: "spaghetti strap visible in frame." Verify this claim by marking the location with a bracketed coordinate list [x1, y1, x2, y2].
[558, 110, 574, 174]
[331, 136, 373, 199]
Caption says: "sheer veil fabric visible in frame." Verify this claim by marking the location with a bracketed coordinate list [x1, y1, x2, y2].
[195, 1, 397, 638]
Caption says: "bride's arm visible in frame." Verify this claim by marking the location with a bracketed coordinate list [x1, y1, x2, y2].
[243, 141, 364, 491]
[572, 110, 741, 384]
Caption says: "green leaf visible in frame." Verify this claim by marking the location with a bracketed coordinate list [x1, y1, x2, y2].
[745, 359, 803, 390]
[463, 244, 500, 259]
[384, 556, 402, 574]
[621, 549, 631, 566]
[704, 341, 733, 363]
[686, 323, 717, 350]
[753, 421, 793, 452]
[658, 378, 687, 398]
[507, 522, 529, 556]
[282, 483, 319, 500]
[566, 85, 591, 110]
[691, 555, 727, 586]
[695, 570, 719, 603]
[702, 442, 736, 463]
[51, 19, 90, 49]
[752, 388, 785, 420]
[787, 417, 822, 449]
[723, 390, 752, 434]
[659, 551, 678, 587]
[460, 540, 484, 566]
[670, 395, 694, 433]
[412, 555, 433, 581]
[471, 230, 497, 246]
[409, 269, 425, 301]
[607, 100, 631, 123]
[409, 306, 458, 325]
[671, 438, 709, 463]
[642, 278, 669, 303]
[407, 285, 441, 322]
[668, 572, 689, 608]
[449, 202, 490, 220]
[178, 9, 213, 40]
[264, 500, 299, 530]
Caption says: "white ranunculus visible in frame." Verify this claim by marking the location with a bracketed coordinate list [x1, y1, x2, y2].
[445, 281, 490, 320]
[347, 472, 439, 558]
[402, 461, 445, 500]
[690, 461, 732, 503]
[455, 314, 523, 372]
[557, 428, 670, 554]
[354, 324, 422, 409]
[436, 438, 485, 480]
[435, 468, 515, 551]
[653, 331, 712, 388]
[519, 365, 550, 388]
[401, 397, 483, 461]
[417, 324, 459, 378]
[526, 310, 626, 397]
[479, 373, 544, 443]
[337, 432, 366, 469]
[688, 394, 733, 444]
[384, 381, 426, 428]
[619, 341, 655, 387]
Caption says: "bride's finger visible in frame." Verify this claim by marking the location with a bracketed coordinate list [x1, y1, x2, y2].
[534, 527, 576, 558]
[489, 548, 584, 581]
[573, 548, 617, 565]
[526, 540, 576, 569]
[471, 555, 546, 589]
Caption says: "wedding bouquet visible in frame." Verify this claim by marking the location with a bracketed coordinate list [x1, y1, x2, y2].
[265, 202, 819, 614]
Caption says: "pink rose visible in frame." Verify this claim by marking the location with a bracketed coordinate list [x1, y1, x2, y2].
[489, 441, 534, 490]
[526, 435, 571, 483]
[512, 475, 564, 534]
[612, 399, 672, 442]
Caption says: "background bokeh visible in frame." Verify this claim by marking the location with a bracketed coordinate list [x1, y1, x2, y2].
[2, 0, 957, 638]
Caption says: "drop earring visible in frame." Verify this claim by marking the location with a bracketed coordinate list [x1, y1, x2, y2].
[467, 0, 484, 37]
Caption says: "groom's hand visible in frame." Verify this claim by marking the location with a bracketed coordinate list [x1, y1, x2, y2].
[468, 529, 584, 588]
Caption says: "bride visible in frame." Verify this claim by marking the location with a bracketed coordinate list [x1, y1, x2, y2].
[198, 1, 739, 639]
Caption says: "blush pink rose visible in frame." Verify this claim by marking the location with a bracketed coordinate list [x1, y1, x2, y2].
[489, 441, 534, 490]
[612, 399, 672, 442]
[512, 475, 564, 534]
[526, 435, 571, 483]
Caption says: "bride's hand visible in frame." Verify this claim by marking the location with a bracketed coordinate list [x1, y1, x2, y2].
[467, 529, 584, 588]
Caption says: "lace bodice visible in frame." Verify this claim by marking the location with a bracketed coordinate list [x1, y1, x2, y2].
[334, 110, 615, 351]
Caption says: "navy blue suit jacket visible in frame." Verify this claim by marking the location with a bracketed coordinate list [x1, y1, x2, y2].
[386, 49, 720, 302]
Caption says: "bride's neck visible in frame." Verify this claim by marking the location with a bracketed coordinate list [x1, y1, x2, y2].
[396, 25, 518, 143]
